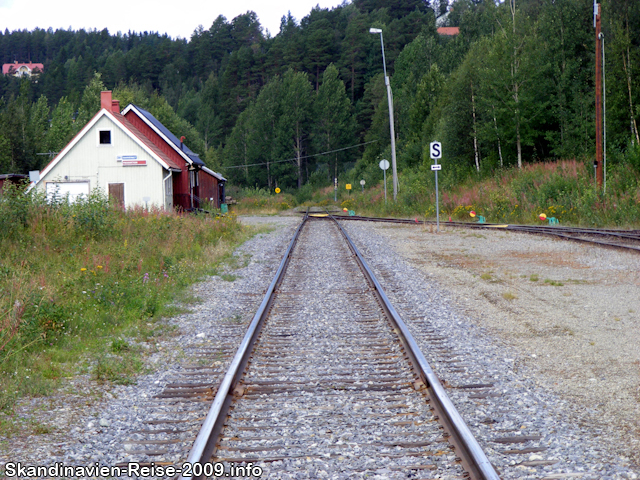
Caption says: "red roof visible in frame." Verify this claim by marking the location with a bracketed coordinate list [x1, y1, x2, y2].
[437, 27, 460, 36]
[2, 62, 44, 75]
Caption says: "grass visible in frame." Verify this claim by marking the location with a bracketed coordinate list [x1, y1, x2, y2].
[326, 157, 640, 228]
[0, 185, 250, 436]
[544, 279, 565, 286]
[502, 292, 517, 301]
[227, 186, 296, 215]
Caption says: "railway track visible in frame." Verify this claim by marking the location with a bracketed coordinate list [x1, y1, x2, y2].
[334, 214, 640, 253]
[180, 214, 499, 479]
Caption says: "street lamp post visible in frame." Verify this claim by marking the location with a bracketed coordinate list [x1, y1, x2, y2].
[369, 27, 398, 202]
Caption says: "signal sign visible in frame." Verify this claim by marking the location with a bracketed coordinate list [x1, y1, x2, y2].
[430, 142, 442, 160]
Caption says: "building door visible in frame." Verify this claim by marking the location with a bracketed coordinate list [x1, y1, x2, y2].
[108, 183, 125, 208]
[46, 181, 89, 203]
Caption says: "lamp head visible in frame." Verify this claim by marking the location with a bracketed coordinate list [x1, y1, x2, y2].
[369, 28, 382, 34]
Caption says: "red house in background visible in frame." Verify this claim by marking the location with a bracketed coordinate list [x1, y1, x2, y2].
[2, 61, 44, 78]
[437, 27, 460, 36]
[122, 101, 226, 209]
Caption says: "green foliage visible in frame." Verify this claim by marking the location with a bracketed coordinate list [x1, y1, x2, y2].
[0, 181, 35, 239]
[2, 0, 640, 201]
[74, 72, 106, 130]
[69, 190, 116, 240]
[314, 64, 357, 166]
[0, 198, 246, 417]
[46, 97, 75, 154]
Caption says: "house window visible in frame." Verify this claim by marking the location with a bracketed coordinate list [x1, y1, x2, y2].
[99, 130, 111, 145]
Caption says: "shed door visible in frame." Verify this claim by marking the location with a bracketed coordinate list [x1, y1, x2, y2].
[46, 181, 89, 203]
[108, 183, 125, 208]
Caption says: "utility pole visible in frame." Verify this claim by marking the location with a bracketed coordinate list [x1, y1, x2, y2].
[595, 1, 603, 188]
[370, 28, 398, 202]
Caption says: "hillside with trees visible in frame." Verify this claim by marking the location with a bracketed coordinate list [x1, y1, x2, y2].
[1, 0, 640, 198]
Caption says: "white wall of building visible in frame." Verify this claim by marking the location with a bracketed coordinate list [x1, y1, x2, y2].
[37, 115, 168, 208]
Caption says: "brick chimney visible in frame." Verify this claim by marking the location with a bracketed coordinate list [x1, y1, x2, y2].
[100, 91, 112, 110]
[111, 100, 120, 113]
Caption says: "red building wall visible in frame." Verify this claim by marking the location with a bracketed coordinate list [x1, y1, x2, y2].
[199, 172, 220, 208]
[123, 111, 191, 210]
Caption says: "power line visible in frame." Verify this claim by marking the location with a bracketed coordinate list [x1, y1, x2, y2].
[222, 140, 378, 170]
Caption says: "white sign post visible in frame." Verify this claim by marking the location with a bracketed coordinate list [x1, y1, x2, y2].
[430, 142, 442, 232]
[360, 179, 366, 192]
[379, 159, 390, 204]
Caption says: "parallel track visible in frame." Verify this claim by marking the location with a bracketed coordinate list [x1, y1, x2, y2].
[181, 214, 499, 479]
[334, 214, 640, 253]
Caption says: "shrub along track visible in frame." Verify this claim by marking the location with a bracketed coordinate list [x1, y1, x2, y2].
[179, 214, 499, 479]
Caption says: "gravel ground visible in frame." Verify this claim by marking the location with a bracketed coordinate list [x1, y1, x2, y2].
[1, 214, 638, 480]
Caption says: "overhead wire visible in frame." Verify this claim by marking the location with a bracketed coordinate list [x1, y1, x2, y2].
[221, 140, 378, 169]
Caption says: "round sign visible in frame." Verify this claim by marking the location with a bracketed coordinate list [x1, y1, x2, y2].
[539, 213, 547, 220]
[275, 188, 281, 194]
[360, 179, 366, 186]
[379, 159, 390, 171]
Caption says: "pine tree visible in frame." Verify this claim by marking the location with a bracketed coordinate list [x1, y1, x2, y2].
[313, 64, 356, 177]
[279, 69, 314, 187]
[75, 72, 106, 130]
[46, 96, 75, 154]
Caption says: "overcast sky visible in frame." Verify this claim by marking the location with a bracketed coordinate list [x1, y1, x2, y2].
[0, 0, 347, 40]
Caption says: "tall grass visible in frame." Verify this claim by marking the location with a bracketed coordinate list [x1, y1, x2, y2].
[336, 157, 640, 227]
[228, 186, 296, 214]
[0, 184, 244, 425]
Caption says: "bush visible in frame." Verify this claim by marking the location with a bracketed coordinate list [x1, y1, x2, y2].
[0, 181, 37, 239]
[0, 200, 245, 418]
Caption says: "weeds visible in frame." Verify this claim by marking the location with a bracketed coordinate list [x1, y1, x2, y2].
[0, 188, 246, 428]
[332, 158, 640, 228]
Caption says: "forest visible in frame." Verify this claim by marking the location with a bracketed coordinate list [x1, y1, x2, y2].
[1, 0, 639, 195]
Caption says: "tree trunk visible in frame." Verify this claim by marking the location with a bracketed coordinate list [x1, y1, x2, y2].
[471, 81, 480, 173]
[622, 49, 640, 145]
[295, 122, 302, 189]
[510, 0, 522, 168]
[492, 105, 503, 168]
[516, 121, 522, 169]
[351, 64, 355, 104]
[243, 138, 249, 181]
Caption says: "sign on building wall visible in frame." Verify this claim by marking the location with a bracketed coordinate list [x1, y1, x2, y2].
[117, 154, 147, 166]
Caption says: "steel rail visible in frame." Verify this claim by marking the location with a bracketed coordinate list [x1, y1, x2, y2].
[329, 214, 500, 480]
[338, 214, 640, 235]
[179, 211, 309, 480]
[336, 214, 640, 253]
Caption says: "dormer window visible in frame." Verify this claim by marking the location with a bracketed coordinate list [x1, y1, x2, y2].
[99, 130, 111, 145]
